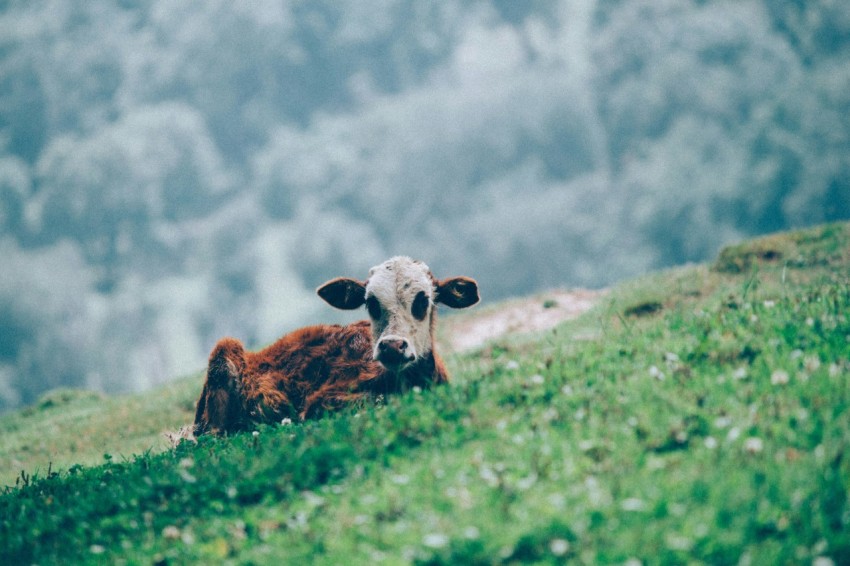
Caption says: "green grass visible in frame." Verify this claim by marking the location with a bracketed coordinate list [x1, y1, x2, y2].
[1, 222, 849, 565]
[0, 377, 198, 489]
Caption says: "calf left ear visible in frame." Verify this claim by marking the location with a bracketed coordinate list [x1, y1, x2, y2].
[317, 278, 367, 310]
[435, 277, 480, 309]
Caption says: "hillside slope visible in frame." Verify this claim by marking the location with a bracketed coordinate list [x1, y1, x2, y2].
[1, 222, 849, 565]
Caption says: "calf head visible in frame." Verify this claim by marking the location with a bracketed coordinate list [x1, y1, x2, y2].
[317, 257, 479, 370]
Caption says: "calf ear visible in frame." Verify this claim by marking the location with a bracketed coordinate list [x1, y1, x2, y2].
[436, 277, 480, 309]
[317, 278, 367, 310]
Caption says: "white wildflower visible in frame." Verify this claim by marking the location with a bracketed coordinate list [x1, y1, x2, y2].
[727, 427, 741, 441]
[529, 374, 545, 385]
[648, 365, 665, 380]
[479, 465, 499, 486]
[542, 408, 559, 422]
[252, 430, 260, 437]
[771, 370, 790, 385]
[162, 525, 181, 540]
[704, 436, 718, 449]
[621, 498, 646, 511]
[90, 545, 106, 555]
[813, 557, 835, 566]
[744, 437, 764, 454]
[733, 366, 748, 380]
[550, 538, 570, 556]
[423, 533, 449, 549]
[517, 474, 538, 491]
[804, 356, 821, 373]
[464, 526, 480, 540]
[281, 417, 292, 426]
[390, 474, 410, 485]
[505, 360, 520, 371]
[665, 534, 693, 551]
[763, 300, 775, 308]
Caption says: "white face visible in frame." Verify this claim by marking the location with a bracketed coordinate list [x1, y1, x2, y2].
[364, 256, 435, 370]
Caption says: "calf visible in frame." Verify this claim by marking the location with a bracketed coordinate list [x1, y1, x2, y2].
[194, 256, 479, 435]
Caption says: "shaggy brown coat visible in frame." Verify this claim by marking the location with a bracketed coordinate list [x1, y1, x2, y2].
[193, 321, 450, 434]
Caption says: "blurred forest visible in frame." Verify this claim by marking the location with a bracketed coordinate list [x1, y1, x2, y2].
[0, 0, 848, 410]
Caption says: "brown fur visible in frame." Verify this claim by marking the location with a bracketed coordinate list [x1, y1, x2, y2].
[194, 320, 451, 435]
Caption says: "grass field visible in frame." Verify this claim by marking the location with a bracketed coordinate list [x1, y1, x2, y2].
[1, 222, 849, 565]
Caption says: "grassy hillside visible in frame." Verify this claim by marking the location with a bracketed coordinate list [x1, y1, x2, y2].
[2, 222, 849, 565]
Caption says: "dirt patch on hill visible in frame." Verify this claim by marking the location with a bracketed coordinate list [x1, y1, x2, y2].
[442, 288, 606, 352]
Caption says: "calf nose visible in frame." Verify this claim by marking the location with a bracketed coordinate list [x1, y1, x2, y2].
[377, 338, 412, 368]
[379, 338, 408, 356]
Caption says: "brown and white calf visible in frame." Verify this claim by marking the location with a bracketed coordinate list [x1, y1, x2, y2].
[193, 256, 479, 435]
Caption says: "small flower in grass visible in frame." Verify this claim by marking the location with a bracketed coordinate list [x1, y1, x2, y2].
[528, 374, 545, 385]
[621, 498, 646, 511]
[162, 525, 181, 540]
[704, 436, 718, 449]
[771, 370, 790, 385]
[464, 526, 480, 540]
[281, 417, 292, 426]
[423, 533, 449, 549]
[763, 300, 776, 308]
[90, 545, 106, 555]
[804, 356, 821, 373]
[813, 557, 835, 566]
[733, 366, 748, 380]
[550, 538, 570, 556]
[390, 474, 410, 485]
[648, 365, 665, 381]
[665, 533, 693, 551]
[252, 430, 260, 437]
[505, 360, 520, 371]
[744, 437, 764, 454]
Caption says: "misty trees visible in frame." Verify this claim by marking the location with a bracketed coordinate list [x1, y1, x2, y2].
[594, 0, 850, 263]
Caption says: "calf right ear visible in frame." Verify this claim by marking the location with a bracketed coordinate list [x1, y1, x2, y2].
[317, 278, 367, 310]
[436, 276, 480, 309]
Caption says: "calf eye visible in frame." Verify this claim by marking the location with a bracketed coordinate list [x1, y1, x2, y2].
[411, 291, 429, 321]
[366, 296, 383, 320]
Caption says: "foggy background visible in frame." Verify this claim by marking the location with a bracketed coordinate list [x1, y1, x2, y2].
[1, 1, 848, 411]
